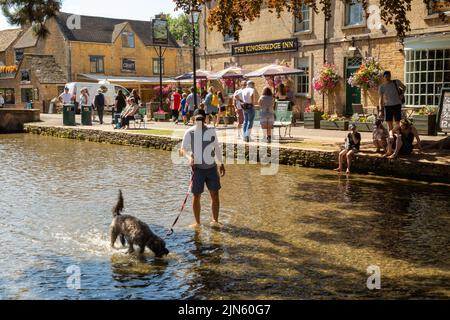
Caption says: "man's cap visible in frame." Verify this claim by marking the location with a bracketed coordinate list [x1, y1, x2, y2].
[98, 88, 103, 92]
[349, 123, 356, 130]
[193, 109, 206, 120]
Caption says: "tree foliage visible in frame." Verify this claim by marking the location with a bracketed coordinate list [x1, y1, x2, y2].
[0, 0, 61, 38]
[173, 0, 450, 43]
[167, 13, 199, 45]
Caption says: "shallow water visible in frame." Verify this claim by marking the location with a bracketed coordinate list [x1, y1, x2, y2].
[0, 134, 449, 300]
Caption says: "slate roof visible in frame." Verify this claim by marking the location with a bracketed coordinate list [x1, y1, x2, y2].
[55, 12, 180, 48]
[14, 27, 38, 49]
[0, 28, 22, 52]
[19, 54, 67, 84]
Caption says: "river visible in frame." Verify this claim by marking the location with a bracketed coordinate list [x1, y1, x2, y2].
[0, 134, 449, 299]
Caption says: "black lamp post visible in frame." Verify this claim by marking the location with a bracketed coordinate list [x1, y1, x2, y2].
[189, 7, 201, 109]
[152, 14, 169, 112]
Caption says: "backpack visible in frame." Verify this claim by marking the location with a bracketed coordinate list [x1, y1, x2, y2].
[212, 94, 219, 107]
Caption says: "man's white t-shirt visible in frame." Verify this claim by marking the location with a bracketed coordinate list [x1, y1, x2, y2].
[241, 87, 255, 104]
[0, 96, 5, 106]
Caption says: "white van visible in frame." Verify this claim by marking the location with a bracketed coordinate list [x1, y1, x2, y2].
[65, 82, 130, 112]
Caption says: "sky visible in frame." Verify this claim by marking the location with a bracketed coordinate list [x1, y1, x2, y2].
[0, 0, 179, 30]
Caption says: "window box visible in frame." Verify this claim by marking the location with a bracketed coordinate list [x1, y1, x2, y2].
[412, 114, 437, 136]
[320, 120, 349, 131]
[304, 112, 322, 129]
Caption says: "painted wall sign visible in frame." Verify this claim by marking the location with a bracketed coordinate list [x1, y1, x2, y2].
[438, 87, 450, 133]
[232, 38, 298, 56]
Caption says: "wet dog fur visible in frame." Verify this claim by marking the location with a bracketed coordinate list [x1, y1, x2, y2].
[109, 190, 169, 258]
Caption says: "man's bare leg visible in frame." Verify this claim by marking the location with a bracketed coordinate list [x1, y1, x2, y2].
[191, 193, 202, 227]
[210, 190, 220, 224]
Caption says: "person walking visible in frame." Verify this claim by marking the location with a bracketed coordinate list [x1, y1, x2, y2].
[181, 109, 226, 228]
[259, 87, 275, 143]
[94, 88, 106, 125]
[379, 70, 406, 131]
[216, 91, 226, 127]
[186, 87, 201, 125]
[233, 81, 246, 139]
[204, 87, 216, 125]
[170, 88, 182, 124]
[241, 81, 258, 143]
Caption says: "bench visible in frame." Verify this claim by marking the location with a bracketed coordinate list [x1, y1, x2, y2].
[131, 107, 148, 129]
[274, 101, 293, 139]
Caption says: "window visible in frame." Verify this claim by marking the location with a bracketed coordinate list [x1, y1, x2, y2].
[122, 32, 135, 48]
[15, 49, 24, 64]
[294, 4, 311, 33]
[405, 48, 450, 107]
[153, 58, 165, 75]
[223, 26, 236, 42]
[20, 70, 30, 82]
[122, 58, 136, 72]
[296, 57, 310, 95]
[345, 0, 364, 26]
[21, 88, 33, 103]
[428, 0, 450, 15]
[0, 88, 15, 104]
[90, 56, 104, 73]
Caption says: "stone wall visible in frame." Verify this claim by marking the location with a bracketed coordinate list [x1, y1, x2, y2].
[23, 124, 450, 183]
[0, 109, 40, 132]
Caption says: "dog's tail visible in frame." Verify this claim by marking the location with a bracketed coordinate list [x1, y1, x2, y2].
[112, 190, 124, 217]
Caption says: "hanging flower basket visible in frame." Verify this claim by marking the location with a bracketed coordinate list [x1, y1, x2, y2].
[348, 57, 384, 92]
[313, 64, 339, 95]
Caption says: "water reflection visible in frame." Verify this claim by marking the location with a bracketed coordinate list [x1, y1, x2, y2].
[0, 134, 449, 299]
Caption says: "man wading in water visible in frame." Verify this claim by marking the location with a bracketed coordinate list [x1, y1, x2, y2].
[181, 109, 225, 228]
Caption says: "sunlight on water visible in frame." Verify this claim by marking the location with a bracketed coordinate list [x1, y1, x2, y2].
[0, 134, 449, 300]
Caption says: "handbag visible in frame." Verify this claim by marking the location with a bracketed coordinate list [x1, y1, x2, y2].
[393, 80, 406, 105]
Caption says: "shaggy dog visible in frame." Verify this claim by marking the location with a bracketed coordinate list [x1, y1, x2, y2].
[109, 190, 169, 258]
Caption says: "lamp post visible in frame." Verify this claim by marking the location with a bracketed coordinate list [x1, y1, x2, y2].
[152, 14, 169, 112]
[189, 7, 201, 109]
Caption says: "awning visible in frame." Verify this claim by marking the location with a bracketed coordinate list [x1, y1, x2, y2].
[78, 73, 174, 84]
[405, 33, 450, 50]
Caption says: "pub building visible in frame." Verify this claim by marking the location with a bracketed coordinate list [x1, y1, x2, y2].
[198, 0, 450, 120]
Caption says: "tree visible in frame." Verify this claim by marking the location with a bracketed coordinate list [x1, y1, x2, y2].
[173, 0, 450, 43]
[167, 13, 199, 46]
[0, 0, 61, 38]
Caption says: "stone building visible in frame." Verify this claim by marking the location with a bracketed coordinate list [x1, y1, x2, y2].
[198, 0, 450, 118]
[0, 12, 193, 110]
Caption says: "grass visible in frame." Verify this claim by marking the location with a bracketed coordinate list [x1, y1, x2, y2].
[131, 129, 175, 136]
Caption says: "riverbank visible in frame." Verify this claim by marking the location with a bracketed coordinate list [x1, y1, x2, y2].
[23, 115, 450, 183]
[0, 109, 40, 133]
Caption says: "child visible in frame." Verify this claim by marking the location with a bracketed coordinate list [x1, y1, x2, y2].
[335, 123, 361, 175]
[181, 93, 188, 125]
[372, 119, 388, 153]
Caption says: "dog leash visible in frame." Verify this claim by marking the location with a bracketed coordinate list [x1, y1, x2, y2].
[166, 169, 194, 238]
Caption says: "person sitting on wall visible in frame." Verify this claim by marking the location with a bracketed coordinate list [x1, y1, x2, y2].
[335, 123, 361, 175]
[120, 97, 140, 130]
[385, 119, 422, 159]
[373, 119, 389, 154]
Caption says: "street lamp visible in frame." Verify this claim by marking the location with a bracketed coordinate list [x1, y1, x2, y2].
[189, 7, 201, 109]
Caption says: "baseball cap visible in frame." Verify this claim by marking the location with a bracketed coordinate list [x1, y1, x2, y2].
[193, 109, 206, 120]
[349, 123, 356, 130]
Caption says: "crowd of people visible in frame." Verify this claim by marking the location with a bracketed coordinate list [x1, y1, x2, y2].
[336, 70, 423, 174]
[169, 80, 296, 143]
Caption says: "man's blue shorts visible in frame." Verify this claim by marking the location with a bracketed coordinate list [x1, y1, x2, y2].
[191, 166, 221, 194]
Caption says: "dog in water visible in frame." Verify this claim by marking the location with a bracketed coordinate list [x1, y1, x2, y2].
[109, 190, 169, 258]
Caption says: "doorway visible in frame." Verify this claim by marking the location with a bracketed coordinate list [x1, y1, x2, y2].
[345, 57, 363, 116]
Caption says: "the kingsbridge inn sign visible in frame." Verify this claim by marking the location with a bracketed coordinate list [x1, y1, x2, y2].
[232, 38, 298, 56]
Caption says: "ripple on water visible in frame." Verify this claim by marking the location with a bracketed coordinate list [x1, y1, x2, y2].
[0, 134, 449, 300]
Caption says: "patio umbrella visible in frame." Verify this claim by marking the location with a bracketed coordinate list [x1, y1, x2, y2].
[207, 66, 249, 80]
[175, 69, 213, 80]
[245, 64, 304, 78]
